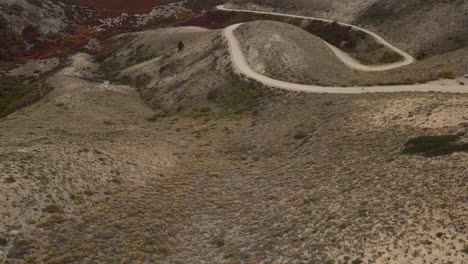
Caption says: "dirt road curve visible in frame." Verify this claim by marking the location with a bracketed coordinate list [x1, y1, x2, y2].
[217, 5, 415, 72]
[221, 18, 467, 93]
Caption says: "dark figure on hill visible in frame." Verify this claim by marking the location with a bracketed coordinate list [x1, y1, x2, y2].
[178, 41, 184, 52]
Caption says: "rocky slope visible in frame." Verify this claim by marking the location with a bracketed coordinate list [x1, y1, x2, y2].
[0, 39, 467, 263]
[231, 21, 467, 86]
[227, 0, 468, 56]
[0, 2, 467, 263]
[234, 21, 355, 85]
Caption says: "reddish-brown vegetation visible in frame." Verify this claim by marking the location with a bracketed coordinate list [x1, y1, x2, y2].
[72, 0, 176, 14]
[185, 0, 228, 12]
[72, 0, 227, 14]
[303, 21, 360, 48]
[21, 25, 41, 43]
[180, 10, 235, 28]
[0, 0, 231, 66]
[0, 15, 27, 61]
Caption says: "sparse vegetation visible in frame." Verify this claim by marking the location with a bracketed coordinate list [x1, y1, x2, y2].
[0, 76, 26, 114]
[211, 237, 225, 248]
[462, 246, 468, 254]
[294, 131, 307, 140]
[43, 204, 62, 214]
[217, 75, 264, 115]
[0, 2, 466, 264]
[1, 4, 24, 16]
[146, 111, 170, 122]
[352, 259, 363, 264]
[0, 237, 7, 246]
[437, 68, 457, 79]
[4, 175, 16, 183]
[402, 135, 468, 157]
[0, 76, 52, 118]
[381, 51, 403, 63]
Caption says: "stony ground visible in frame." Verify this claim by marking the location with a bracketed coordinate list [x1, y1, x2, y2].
[0, 28, 467, 264]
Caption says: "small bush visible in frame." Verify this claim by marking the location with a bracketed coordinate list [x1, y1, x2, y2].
[3, 4, 24, 16]
[463, 246, 468, 254]
[294, 131, 307, 140]
[402, 135, 468, 157]
[84, 190, 94, 196]
[4, 175, 15, 183]
[193, 105, 211, 113]
[416, 51, 428, 60]
[211, 237, 225, 248]
[43, 204, 62, 214]
[159, 246, 170, 255]
[0, 237, 7, 246]
[437, 68, 457, 79]
[146, 112, 170, 122]
[207, 89, 219, 100]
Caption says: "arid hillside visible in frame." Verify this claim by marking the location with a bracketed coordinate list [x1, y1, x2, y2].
[234, 21, 355, 85]
[0, 24, 467, 262]
[0, 2, 467, 263]
[227, 0, 468, 56]
[231, 21, 467, 86]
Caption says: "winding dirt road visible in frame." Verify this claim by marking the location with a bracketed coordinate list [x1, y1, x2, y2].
[218, 6, 468, 94]
[217, 5, 415, 72]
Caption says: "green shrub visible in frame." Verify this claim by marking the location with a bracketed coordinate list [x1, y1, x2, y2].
[402, 135, 468, 157]
[43, 204, 62, 214]
[0, 76, 25, 113]
[211, 237, 225, 248]
[3, 4, 24, 16]
[217, 75, 264, 115]
[463, 246, 468, 254]
[0, 237, 7, 246]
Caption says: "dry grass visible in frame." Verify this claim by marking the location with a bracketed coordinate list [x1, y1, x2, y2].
[1, 26, 466, 264]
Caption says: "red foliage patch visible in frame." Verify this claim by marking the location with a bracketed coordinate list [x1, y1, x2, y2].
[0, 20, 27, 61]
[180, 10, 235, 29]
[0, 0, 228, 64]
[72, 0, 176, 14]
[21, 25, 41, 43]
[185, 0, 228, 13]
[303, 21, 358, 48]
